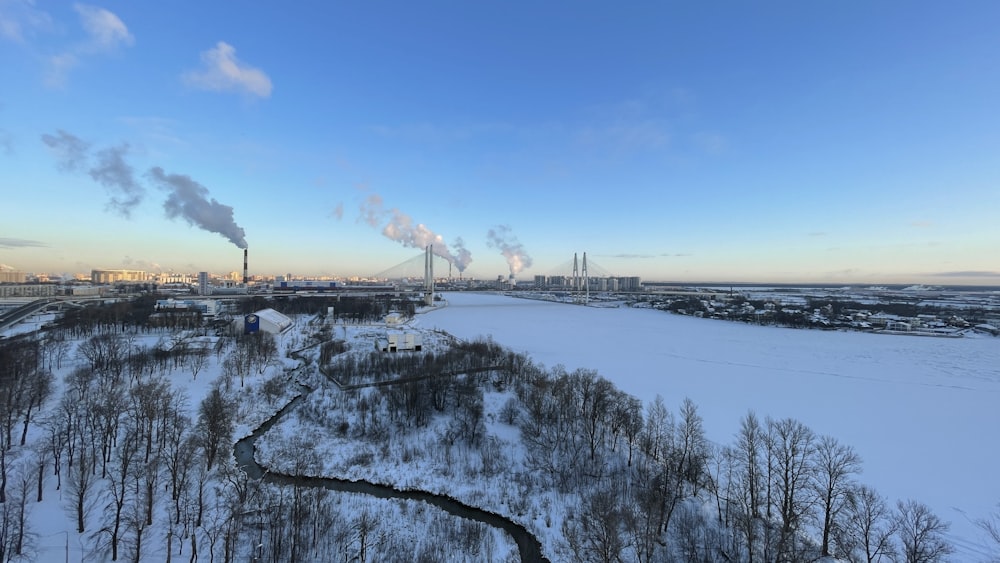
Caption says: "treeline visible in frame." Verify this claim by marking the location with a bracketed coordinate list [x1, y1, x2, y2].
[55, 293, 421, 337]
[310, 341, 981, 563]
[55, 295, 158, 336]
[313, 338, 520, 443]
[321, 337, 517, 387]
[238, 295, 417, 320]
[505, 363, 957, 562]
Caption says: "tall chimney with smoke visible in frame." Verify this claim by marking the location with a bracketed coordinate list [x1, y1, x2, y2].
[243, 248, 248, 285]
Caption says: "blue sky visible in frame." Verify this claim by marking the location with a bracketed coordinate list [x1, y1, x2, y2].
[1, 1, 998, 284]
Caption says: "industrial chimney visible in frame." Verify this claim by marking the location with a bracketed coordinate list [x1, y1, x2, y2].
[424, 244, 434, 306]
[243, 248, 248, 285]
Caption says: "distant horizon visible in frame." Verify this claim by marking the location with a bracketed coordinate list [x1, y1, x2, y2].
[4, 264, 999, 291]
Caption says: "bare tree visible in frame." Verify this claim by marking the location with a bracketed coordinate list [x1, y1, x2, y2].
[353, 509, 384, 563]
[766, 416, 816, 562]
[733, 411, 766, 562]
[576, 370, 614, 462]
[813, 434, 861, 557]
[977, 502, 1000, 561]
[186, 348, 209, 381]
[5, 460, 34, 559]
[77, 333, 128, 379]
[639, 395, 673, 464]
[841, 484, 896, 563]
[103, 424, 139, 560]
[0, 479, 14, 562]
[675, 397, 709, 495]
[0, 338, 51, 502]
[162, 410, 196, 525]
[196, 388, 233, 472]
[42, 333, 71, 370]
[19, 367, 54, 446]
[621, 395, 644, 468]
[628, 456, 666, 563]
[895, 499, 952, 563]
[564, 488, 627, 563]
[66, 446, 96, 533]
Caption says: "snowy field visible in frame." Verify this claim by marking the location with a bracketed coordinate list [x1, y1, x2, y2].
[417, 291, 1000, 557]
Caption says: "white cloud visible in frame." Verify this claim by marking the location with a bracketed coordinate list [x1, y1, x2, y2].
[0, 0, 52, 43]
[74, 3, 133, 51]
[183, 42, 272, 98]
[42, 4, 132, 86]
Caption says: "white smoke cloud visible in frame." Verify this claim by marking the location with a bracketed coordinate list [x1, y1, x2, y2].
[41, 129, 91, 172]
[42, 131, 144, 216]
[487, 225, 533, 276]
[89, 144, 144, 217]
[452, 237, 472, 272]
[147, 166, 248, 249]
[42, 130, 249, 247]
[358, 192, 468, 268]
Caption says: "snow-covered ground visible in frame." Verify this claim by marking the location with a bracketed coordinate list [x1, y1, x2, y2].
[417, 291, 1000, 557]
[7, 293, 998, 560]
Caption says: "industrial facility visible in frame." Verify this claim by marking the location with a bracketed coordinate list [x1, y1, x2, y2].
[241, 308, 293, 335]
[375, 331, 423, 353]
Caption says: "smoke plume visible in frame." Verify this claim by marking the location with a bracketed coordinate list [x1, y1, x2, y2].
[89, 144, 144, 217]
[41, 129, 91, 172]
[486, 225, 533, 276]
[359, 193, 470, 268]
[147, 166, 248, 249]
[42, 130, 144, 217]
[452, 237, 472, 273]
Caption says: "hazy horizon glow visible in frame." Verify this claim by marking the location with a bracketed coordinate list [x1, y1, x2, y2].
[2, 2, 998, 285]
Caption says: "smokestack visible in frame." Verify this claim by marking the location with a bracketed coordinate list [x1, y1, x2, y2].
[243, 248, 248, 285]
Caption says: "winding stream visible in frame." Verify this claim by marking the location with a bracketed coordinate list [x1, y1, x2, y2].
[233, 389, 549, 562]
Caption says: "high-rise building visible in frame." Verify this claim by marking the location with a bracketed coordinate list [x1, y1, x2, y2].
[198, 272, 210, 295]
[0, 270, 27, 283]
[91, 269, 148, 284]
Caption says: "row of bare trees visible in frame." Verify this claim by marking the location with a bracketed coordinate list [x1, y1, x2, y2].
[0, 325, 243, 561]
[481, 358, 958, 562]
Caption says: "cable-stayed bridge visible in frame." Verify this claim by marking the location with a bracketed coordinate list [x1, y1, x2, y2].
[374, 253, 461, 281]
[543, 256, 615, 279]
[373, 251, 623, 282]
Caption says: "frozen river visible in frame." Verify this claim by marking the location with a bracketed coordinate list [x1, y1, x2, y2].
[419, 291, 1000, 558]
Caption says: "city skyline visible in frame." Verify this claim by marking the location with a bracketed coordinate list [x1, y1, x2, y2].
[2, 2, 999, 285]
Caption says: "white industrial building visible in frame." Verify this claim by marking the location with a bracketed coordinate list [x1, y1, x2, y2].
[156, 298, 221, 317]
[241, 308, 293, 335]
[376, 331, 423, 352]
